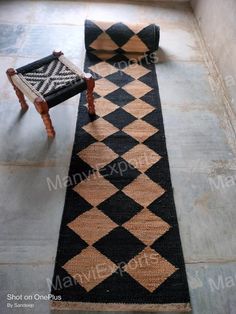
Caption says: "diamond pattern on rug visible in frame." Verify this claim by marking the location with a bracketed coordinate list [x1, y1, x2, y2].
[122, 120, 158, 142]
[100, 157, 141, 190]
[124, 247, 177, 292]
[95, 78, 119, 97]
[105, 88, 135, 106]
[123, 208, 170, 245]
[89, 61, 118, 77]
[123, 99, 154, 119]
[78, 142, 118, 170]
[122, 80, 152, 98]
[91, 97, 119, 117]
[52, 47, 190, 310]
[63, 246, 118, 292]
[103, 108, 136, 129]
[94, 226, 145, 265]
[73, 173, 118, 207]
[97, 191, 143, 225]
[67, 208, 117, 245]
[90, 32, 119, 51]
[122, 143, 161, 172]
[122, 173, 165, 207]
[82, 118, 119, 141]
[122, 63, 150, 79]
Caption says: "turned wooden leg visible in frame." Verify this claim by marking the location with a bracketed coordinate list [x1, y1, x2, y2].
[84, 73, 95, 115]
[6, 68, 29, 111]
[34, 97, 55, 138]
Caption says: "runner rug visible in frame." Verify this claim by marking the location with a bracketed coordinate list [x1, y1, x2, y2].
[51, 20, 191, 312]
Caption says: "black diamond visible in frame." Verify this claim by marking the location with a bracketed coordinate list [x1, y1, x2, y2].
[105, 71, 134, 87]
[85, 20, 103, 47]
[97, 191, 143, 225]
[63, 189, 93, 224]
[105, 88, 135, 106]
[57, 226, 88, 266]
[103, 130, 138, 155]
[106, 23, 134, 47]
[141, 89, 160, 107]
[100, 157, 140, 189]
[107, 54, 130, 70]
[68, 156, 95, 186]
[103, 108, 135, 129]
[94, 226, 145, 264]
[138, 25, 160, 51]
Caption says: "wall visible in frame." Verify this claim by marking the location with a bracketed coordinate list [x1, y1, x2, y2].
[191, 0, 236, 111]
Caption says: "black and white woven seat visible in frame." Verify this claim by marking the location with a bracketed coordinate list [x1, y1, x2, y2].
[6, 51, 95, 137]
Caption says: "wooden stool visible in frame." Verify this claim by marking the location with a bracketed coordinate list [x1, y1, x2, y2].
[6, 50, 95, 137]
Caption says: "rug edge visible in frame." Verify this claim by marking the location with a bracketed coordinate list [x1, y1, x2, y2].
[51, 301, 191, 312]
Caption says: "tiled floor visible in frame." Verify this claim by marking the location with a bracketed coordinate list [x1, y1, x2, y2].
[0, 1, 236, 314]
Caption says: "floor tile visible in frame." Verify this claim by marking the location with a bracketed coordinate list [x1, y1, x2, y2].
[0, 24, 26, 55]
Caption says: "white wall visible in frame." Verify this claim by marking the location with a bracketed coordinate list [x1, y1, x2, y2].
[191, 0, 236, 110]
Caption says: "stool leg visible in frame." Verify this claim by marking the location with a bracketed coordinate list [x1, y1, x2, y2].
[84, 74, 95, 115]
[34, 97, 55, 138]
[6, 68, 29, 111]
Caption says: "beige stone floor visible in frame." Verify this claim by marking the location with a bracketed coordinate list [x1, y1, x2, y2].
[0, 1, 235, 314]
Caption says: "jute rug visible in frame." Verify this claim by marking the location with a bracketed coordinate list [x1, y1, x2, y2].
[51, 21, 191, 312]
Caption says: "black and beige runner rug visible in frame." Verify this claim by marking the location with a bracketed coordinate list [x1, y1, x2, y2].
[51, 20, 191, 312]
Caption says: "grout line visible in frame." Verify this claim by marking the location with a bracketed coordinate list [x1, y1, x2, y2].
[186, 259, 236, 265]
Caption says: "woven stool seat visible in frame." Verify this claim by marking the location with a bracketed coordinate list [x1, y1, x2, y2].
[6, 51, 95, 137]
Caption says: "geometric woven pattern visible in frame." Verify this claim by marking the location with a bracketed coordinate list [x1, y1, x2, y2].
[85, 20, 160, 55]
[51, 50, 190, 311]
[21, 59, 81, 96]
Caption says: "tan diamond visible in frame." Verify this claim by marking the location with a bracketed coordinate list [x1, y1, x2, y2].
[78, 142, 118, 170]
[122, 144, 161, 172]
[63, 246, 118, 292]
[91, 97, 118, 117]
[123, 99, 154, 119]
[83, 118, 119, 141]
[122, 174, 165, 207]
[68, 208, 118, 245]
[73, 173, 118, 207]
[124, 247, 177, 292]
[123, 120, 157, 142]
[90, 32, 119, 51]
[122, 35, 148, 53]
[89, 61, 118, 78]
[122, 64, 150, 80]
[123, 208, 170, 245]
[123, 80, 152, 98]
[95, 78, 119, 97]
[90, 51, 116, 61]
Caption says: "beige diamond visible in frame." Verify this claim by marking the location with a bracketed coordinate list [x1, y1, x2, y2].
[122, 35, 148, 53]
[122, 120, 158, 142]
[122, 144, 161, 172]
[89, 61, 118, 78]
[67, 208, 118, 245]
[123, 80, 152, 98]
[122, 64, 150, 80]
[63, 246, 118, 292]
[123, 99, 154, 119]
[73, 173, 118, 207]
[122, 173, 165, 207]
[91, 97, 119, 117]
[83, 118, 119, 141]
[90, 32, 119, 51]
[123, 208, 170, 245]
[95, 78, 119, 97]
[124, 247, 177, 292]
[90, 51, 116, 61]
[78, 142, 118, 170]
